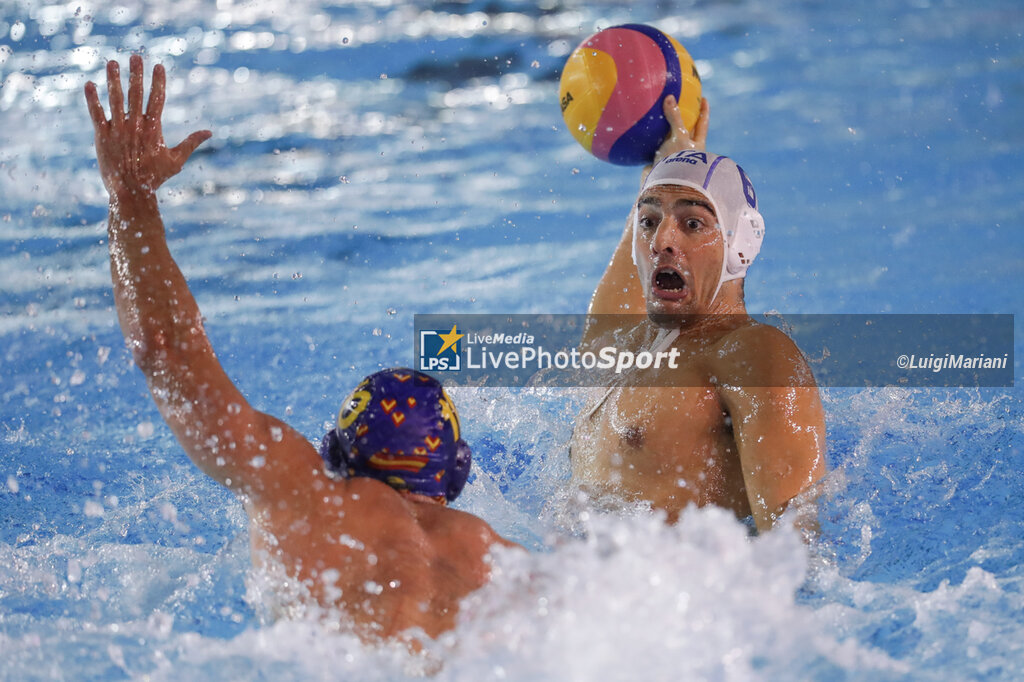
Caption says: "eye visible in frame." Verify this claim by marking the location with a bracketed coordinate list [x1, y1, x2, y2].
[638, 213, 658, 230]
[685, 217, 704, 231]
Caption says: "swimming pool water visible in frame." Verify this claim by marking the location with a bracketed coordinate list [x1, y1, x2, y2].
[1, 0, 1022, 679]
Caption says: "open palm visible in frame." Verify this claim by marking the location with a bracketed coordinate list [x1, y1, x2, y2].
[84, 55, 211, 197]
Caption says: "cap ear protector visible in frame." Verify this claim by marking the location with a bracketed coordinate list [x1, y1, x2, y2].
[447, 439, 472, 500]
[725, 205, 765, 277]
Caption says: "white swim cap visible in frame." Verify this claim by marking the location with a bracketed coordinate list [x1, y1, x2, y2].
[633, 150, 765, 305]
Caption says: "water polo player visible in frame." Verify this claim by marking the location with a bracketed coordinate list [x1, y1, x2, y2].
[85, 55, 516, 645]
[571, 96, 827, 532]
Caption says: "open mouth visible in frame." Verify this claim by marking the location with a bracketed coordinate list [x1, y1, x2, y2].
[651, 267, 690, 300]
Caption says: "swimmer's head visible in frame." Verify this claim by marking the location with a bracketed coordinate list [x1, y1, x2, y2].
[633, 151, 765, 304]
[319, 368, 471, 504]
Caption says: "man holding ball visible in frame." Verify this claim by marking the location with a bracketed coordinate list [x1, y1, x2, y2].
[570, 94, 827, 533]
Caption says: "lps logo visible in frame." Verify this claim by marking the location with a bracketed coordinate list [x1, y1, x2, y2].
[419, 324, 463, 372]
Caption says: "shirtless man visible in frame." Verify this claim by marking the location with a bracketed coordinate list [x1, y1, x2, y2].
[84, 55, 515, 645]
[570, 98, 826, 531]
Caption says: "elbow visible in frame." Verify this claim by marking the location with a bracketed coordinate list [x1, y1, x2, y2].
[126, 327, 173, 375]
[125, 312, 205, 375]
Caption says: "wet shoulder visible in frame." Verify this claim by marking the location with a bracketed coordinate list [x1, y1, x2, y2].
[418, 502, 513, 551]
[708, 322, 817, 388]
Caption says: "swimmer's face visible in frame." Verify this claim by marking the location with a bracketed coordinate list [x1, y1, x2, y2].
[633, 185, 724, 320]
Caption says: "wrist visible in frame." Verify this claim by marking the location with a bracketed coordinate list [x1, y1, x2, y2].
[109, 185, 159, 212]
[107, 186, 163, 240]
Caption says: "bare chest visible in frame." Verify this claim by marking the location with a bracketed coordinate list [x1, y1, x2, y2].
[570, 384, 749, 518]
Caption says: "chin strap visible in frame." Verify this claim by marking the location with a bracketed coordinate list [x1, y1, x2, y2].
[709, 223, 729, 307]
[584, 326, 681, 419]
[650, 326, 681, 354]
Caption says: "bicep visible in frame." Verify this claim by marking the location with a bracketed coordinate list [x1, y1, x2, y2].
[723, 386, 826, 530]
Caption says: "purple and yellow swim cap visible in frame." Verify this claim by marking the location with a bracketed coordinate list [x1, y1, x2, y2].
[319, 368, 471, 503]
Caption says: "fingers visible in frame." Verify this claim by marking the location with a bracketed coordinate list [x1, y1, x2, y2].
[662, 94, 686, 133]
[128, 54, 144, 125]
[84, 81, 107, 130]
[172, 130, 213, 163]
[146, 63, 166, 121]
[692, 98, 710, 148]
[107, 60, 125, 125]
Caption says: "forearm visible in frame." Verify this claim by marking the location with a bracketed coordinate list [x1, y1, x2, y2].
[106, 189, 249, 472]
[107, 188, 205, 374]
[586, 164, 654, 322]
[586, 216, 643, 316]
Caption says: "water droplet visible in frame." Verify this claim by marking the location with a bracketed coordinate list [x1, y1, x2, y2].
[227, 403, 242, 415]
[372, 328, 383, 336]
[339, 534, 365, 550]
[386, 308, 397, 316]
[578, 124, 587, 132]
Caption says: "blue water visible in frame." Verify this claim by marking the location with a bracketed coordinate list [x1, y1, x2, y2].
[1, 0, 1022, 679]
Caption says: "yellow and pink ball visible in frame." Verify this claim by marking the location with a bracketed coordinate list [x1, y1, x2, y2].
[560, 24, 703, 166]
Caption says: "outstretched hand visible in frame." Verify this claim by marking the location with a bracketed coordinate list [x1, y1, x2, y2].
[84, 55, 211, 198]
[652, 95, 709, 166]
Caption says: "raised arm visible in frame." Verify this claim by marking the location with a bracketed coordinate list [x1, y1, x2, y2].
[85, 56, 316, 498]
[585, 98, 709, 328]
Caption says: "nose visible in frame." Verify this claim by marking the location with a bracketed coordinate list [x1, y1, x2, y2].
[650, 216, 678, 255]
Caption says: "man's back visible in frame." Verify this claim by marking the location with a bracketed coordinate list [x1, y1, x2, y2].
[247, 468, 507, 640]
